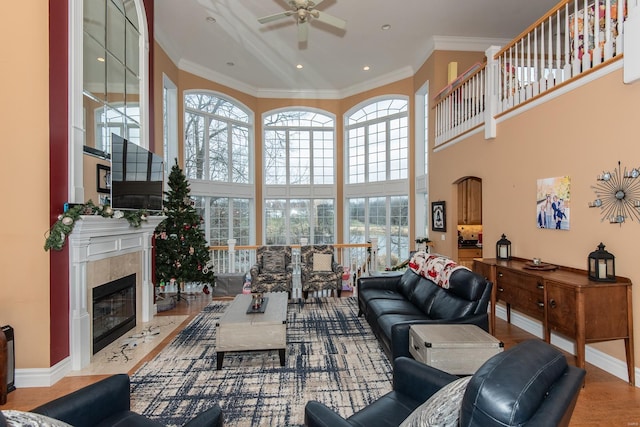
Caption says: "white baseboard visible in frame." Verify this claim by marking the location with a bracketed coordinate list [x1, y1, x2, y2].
[15, 357, 72, 388]
[495, 305, 638, 387]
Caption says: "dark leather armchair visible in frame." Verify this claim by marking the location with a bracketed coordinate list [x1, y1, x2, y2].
[305, 339, 585, 427]
[30, 374, 223, 427]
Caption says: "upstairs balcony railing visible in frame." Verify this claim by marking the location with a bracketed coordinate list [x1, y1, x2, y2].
[435, 0, 633, 146]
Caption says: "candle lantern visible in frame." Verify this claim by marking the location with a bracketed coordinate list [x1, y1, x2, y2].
[588, 243, 615, 282]
[496, 234, 511, 260]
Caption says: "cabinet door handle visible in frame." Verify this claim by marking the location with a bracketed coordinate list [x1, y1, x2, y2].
[498, 273, 503, 278]
[548, 299, 557, 308]
[537, 301, 545, 308]
[537, 282, 544, 289]
[497, 287, 504, 292]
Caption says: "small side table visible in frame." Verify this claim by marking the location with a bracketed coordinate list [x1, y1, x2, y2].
[409, 324, 503, 375]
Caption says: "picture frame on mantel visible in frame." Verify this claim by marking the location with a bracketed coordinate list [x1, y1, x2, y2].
[432, 201, 446, 232]
[96, 164, 111, 194]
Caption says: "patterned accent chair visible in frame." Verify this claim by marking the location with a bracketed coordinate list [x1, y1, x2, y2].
[250, 245, 293, 295]
[300, 245, 342, 298]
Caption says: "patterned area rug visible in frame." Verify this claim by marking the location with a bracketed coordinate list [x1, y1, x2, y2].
[130, 297, 392, 426]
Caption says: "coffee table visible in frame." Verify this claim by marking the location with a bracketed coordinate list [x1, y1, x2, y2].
[215, 292, 288, 370]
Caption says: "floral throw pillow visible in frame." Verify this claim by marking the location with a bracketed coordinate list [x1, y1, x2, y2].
[1, 410, 74, 427]
[399, 376, 471, 427]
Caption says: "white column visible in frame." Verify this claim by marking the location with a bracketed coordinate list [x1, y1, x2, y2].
[68, 235, 91, 371]
[484, 45, 500, 139]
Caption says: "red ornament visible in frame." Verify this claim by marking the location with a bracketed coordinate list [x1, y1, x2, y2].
[203, 285, 210, 295]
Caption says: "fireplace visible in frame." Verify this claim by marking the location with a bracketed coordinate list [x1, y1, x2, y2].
[92, 274, 136, 354]
[66, 215, 163, 372]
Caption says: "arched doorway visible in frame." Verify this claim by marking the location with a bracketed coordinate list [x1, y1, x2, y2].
[456, 176, 482, 267]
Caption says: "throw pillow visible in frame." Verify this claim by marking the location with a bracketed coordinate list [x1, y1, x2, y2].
[1, 410, 73, 427]
[399, 375, 471, 427]
[312, 253, 333, 271]
[262, 252, 285, 273]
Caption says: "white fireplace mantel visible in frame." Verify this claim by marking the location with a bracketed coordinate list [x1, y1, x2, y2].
[68, 215, 164, 370]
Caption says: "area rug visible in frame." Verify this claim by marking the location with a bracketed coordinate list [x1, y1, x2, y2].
[130, 297, 392, 426]
[67, 315, 187, 376]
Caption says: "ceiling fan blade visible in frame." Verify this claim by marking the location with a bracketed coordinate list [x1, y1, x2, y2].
[313, 11, 347, 30]
[298, 21, 309, 42]
[310, 0, 325, 7]
[258, 11, 292, 24]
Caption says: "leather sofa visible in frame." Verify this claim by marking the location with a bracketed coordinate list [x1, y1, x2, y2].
[304, 339, 586, 427]
[358, 264, 492, 360]
[24, 374, 224, 427]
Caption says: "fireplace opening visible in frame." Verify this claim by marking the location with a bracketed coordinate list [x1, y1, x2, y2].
[92, 274, 136, 354]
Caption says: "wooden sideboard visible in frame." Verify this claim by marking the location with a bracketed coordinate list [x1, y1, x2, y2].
[474, 257, 635, 386]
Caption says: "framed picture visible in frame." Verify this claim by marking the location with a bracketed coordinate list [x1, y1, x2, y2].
[536, 176, 570, 231]
[96, 164, 111, 194]
[431, 201, 446, 232]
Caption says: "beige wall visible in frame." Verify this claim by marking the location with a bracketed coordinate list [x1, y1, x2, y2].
[0, 1, 52, 368]
[426, 68, 640, 363]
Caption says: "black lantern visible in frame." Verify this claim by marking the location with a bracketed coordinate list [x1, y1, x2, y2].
[496, 234, 511, 260]
[588, 243, 615, 282]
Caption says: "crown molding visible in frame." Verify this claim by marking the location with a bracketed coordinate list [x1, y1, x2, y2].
[155, 31, 509, 100]
[414, 35, 510, 71]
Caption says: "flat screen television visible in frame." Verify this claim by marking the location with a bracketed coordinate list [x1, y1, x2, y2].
[110, 134, 164, 211]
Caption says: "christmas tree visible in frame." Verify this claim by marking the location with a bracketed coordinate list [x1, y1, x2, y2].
[154, 160, 214, 296]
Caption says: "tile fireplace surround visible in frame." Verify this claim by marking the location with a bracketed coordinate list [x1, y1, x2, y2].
[67, 215, 164, 373]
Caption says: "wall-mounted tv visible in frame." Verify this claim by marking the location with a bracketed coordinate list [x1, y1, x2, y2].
[111, 134, 164, 211]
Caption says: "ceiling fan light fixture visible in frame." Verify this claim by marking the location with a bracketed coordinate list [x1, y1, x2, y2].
[363, 65, 370, 71]
[296, 64, 304, 69]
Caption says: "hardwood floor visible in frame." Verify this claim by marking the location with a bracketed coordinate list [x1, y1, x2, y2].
[2, 293, 639, 426]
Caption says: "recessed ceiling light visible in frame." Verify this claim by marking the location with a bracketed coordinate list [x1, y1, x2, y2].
[97, 57, 105, 62]
[226, 61, 235, 66]
[381, 24, 391, 30]
[206, 16, 216, 23]
[363, 66, 370, 71]
[296, 64, 303, 69]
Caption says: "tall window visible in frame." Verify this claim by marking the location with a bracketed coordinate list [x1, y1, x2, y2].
[345, 98, 409, 269]
[263, 109, 336, 244]
[415, 82, 429, 239]
[184, 92, 254, 246]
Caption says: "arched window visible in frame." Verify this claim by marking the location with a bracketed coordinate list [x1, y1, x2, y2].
[263, 109, 336, 244]
[184, 92, 254, 246]
[184, 92, 251, 183]
[345, 98, 409, 269]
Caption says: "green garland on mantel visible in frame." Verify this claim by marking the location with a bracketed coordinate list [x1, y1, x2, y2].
[44, 200, 157, 251]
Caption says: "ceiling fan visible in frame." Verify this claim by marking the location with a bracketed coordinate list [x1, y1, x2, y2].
[257, 0, 347, 43]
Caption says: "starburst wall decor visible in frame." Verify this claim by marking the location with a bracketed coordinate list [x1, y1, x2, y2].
[588, 161, 640, 224]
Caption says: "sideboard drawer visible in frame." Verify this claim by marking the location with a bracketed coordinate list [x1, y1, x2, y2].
[496, 267, 545, 320]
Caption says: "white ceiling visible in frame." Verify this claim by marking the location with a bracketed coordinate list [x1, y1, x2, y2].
[153, 0, 559, 98]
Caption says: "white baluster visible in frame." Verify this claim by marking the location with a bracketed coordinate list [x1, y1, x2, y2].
[593, 0, 603, 65]
[582, 0, 592, 71]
